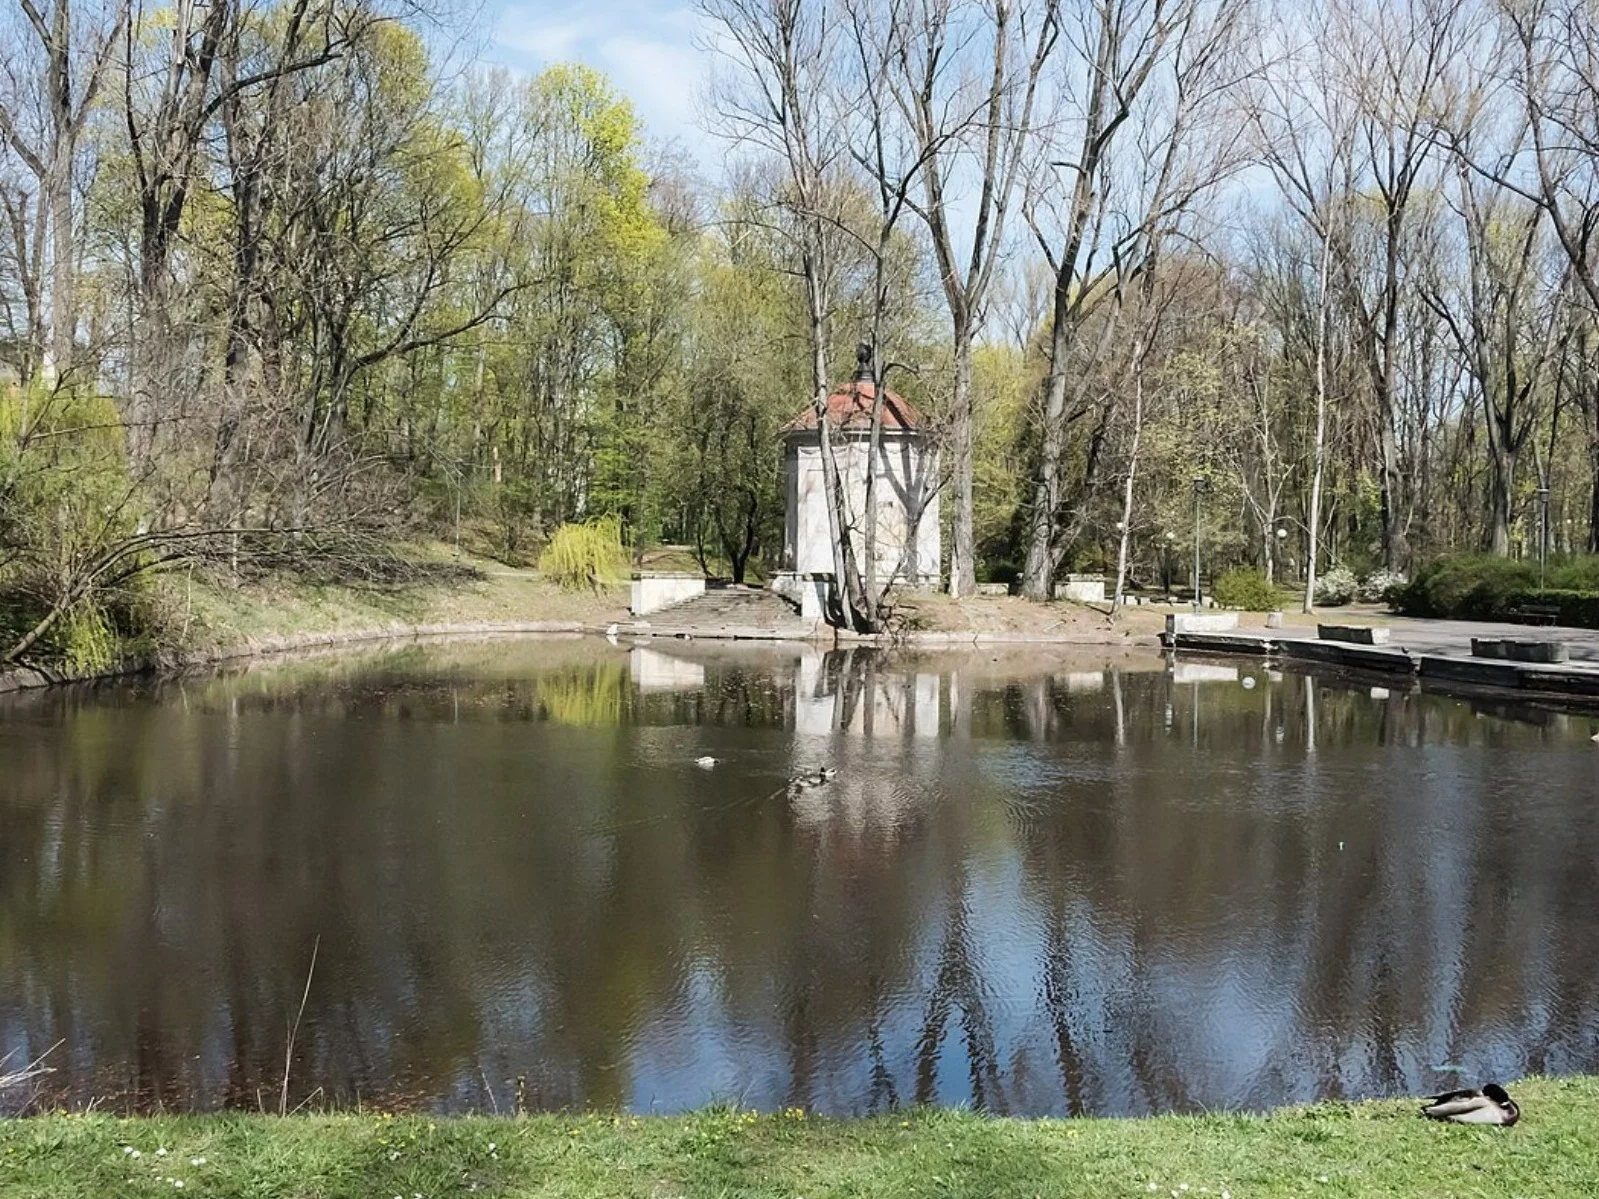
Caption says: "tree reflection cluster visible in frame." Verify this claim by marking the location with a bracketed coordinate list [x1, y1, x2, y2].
[1, 640, 1596, 1115]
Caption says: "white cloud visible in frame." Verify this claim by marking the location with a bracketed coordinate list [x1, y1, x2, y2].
[495, 18, 590, 62]
[598, 35, 704, 133]
[487, 1, 716, 165]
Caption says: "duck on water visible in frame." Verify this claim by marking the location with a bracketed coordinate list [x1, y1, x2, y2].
[788, 767, 837, 793]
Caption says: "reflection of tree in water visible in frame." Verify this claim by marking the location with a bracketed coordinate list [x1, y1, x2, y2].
[913, 875, 1002, 1110]
[5, 647, 1599, 1115]
[535, 662, 628, 725]
[1039, 900, 1087, 1115]
[865, 1007, 899, 1112]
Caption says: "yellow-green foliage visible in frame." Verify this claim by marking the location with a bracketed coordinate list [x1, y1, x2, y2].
[1, 384, 144, 663]
[538, 518, 629, 591]
[60, 603, 119, 673]
[535, 661, 628, 725]
[2, 385, 136, 580]
[1212, 566, 1281, 612]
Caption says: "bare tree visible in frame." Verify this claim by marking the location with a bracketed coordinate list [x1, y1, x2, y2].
[1109, 34, 1227, 609]
[1246, 0, 1357, 611]
[893, 0, 1058, 596]
[1335, 0, 1471, 571]
[1497, 0, 1599, 549]
[1019, 0, 1245, 600]
[118, 0, 349, 469]
[0, 0, 123, 378]
[704, 0, 883, 628]
[1425, 153, 1569, 554]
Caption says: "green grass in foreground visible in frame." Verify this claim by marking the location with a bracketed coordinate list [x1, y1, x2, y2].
[2, 1077, 1595, 1198]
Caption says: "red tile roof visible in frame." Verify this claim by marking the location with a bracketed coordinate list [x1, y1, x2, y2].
[782, 381, 924, 434]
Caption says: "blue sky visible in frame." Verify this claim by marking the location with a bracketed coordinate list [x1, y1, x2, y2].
[487, 1, 714, 164]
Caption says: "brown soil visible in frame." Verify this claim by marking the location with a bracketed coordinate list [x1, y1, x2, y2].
[890, 593, 1169, 640]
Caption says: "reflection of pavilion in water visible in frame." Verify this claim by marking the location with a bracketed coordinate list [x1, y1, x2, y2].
[629, 644, 964, 833]
[793, 647, 941, 737]
[629, 646, 706, 693]
[790, 647, 944, 833]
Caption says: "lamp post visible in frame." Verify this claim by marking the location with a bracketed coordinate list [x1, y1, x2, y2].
[1192, 476, 1211, 610]
[1275, 525, 1288, 583]
[1536, 485, 1551, 591]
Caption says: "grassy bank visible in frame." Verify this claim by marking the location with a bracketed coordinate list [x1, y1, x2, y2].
[2, 1077, 1596, 1198]
[1, 546, 634, 687]
[172, 552, 631, 659]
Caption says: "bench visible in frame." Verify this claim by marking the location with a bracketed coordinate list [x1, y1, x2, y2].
[1507, 604, 1560, 626]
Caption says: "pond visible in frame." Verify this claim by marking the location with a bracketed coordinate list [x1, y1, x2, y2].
[2, 637, 1598, 1117]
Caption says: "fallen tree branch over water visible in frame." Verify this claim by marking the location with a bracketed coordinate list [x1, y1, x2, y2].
[0, 1040, 62, 1092]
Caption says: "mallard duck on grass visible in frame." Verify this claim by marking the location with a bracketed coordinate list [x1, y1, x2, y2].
[1421, 1083, 1520, 1126]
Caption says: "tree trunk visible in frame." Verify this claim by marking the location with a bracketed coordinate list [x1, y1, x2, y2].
[1112, 333, 1148, 611]
[1263, 508, 1275, 586]
[1379, 418, 1406, 568]
[947, 328, 976, 597]
[1304, 232, 1333, 615]
[47, 151, 73, 373]
[1486, 437, 1514, 555]
[1589, 439, 1599, 554]
[45, 0, 74, 376]
[806, 268, 866, 629]
[1021, 312, 1071, 600]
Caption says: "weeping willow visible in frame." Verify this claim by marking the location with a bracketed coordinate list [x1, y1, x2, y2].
[537, 518, 629, 591]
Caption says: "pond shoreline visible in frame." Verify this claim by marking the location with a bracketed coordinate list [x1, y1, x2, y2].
[0, 619, 1175, 695]
[0, 621, 595, 695]
[1, 1076, 1594, 1198]
[0, 613, 1171, 695]
[9, 591, 1599, 723]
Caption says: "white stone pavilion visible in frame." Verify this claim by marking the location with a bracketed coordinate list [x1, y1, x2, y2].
[778, 347, 940, 603]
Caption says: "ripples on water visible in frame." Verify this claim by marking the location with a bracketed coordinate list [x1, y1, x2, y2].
[2, 639, 1597, 1116]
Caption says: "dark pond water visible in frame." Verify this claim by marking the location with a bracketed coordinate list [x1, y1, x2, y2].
[3, 638, 1598, 1117]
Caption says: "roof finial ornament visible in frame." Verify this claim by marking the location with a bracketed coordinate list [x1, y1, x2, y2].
[853, 340, 874, 383]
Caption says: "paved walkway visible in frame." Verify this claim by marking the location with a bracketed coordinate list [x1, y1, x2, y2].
[1285, 616, 1599, 663]
[1168, 613, 1599, 704]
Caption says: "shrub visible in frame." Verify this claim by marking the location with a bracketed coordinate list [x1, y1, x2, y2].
[1212, 566, 1280, 611]
[1506, 588, 1599, 628]
[1314, 565, 1359, 606]
[1392, 553, 1599, 624]
[537, 517, 629, 591]
[1359, 568, 1408, 605]
[1394, 554, 1537, 618]
[1546, 556, 1599, 591]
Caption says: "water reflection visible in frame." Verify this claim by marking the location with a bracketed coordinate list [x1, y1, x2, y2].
[1, 639, 1597, 1116]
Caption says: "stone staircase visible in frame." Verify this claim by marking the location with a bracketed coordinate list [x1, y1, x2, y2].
[635, 586, 818, 639]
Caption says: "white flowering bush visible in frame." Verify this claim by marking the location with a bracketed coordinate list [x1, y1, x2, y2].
[1359, 568, 1407, 604]
[1314, 565, 1359, 606]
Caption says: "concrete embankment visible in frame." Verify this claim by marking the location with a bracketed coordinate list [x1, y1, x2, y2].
[1163, 629, 1599, 704]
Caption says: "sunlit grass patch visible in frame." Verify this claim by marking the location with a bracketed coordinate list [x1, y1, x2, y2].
[1, 1077, 1596, 1198]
